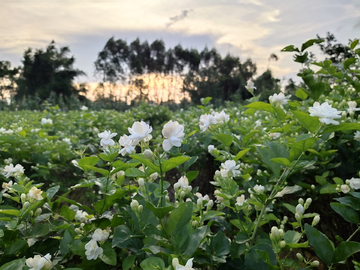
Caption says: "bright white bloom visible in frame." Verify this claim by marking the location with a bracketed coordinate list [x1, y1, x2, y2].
[176, 176, 192, 192]
[245, 80, 256, 92]
[269, 132, 281, 140]
[347, 101, 360, 115]
[341, 184, 350, 194]
[208, 145, 216, 154]
[308, 102, 341, 125]
[92, 228, 110, 242]
[62, 138, 71, 145]
[80, 105, 88, 111]
[349, 177, 360, 190]
[214, 190, 223, 202]
[213, 110, 230, 124]
[85, 239, 103, 260]
[162, 120, 185, 152]
[128, 121, 153, 144]
[27, 186, 43, 201]
[236, 194, 246, 206]
[354, 131, 360, 141]
[75, 210, 89, 222]
[2, 180, 13, 192]
[119, 134, 136, 156]
[98, 130, 117, 148]
[296, 204, 304, 215]
[149, 172, 159, 181]
[41, 118, 53, 125]
[199, 114, 216, 132]
[25, 254, 52, 270]
[2, 164, 24, 178]
[176, 258, 194, 270]
[248, 184, 265, 194]
[269, 92, 291, 106]
[220, 160, 240, 178]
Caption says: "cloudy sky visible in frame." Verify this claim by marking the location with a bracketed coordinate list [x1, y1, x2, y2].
[1, 0, 360, 86]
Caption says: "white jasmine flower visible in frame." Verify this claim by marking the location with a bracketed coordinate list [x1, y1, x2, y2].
[214, 190, 223, 202]
[213, 110, 230, 124]
[208, 145, 216, 154]
[98, 130, 117, 148]
[236, 194, 246, 206]
[80, 105, 88, 111]
[162, 120, 185, 152]
[27, 186, 43, 201]
[347, 101, 360, 115]
[62, 138, 71, 145]
[2, 180, 13, 192]
[269, 132, 281, 140]
[199, 114, 216, 132]
[308, 102, 341, 125]
[25, 254, 52, 270]
[349, 177, 360, 190]
[176, 258, 194, 270]
[41, 118, 53, 125]
[149, 172, 159, 181]
[128, 121, 153, 144]
[75, 210, 89, 222]
[92, 228, 110, 242]
[341, 184, 350, 194]
[245, 80, 256, 94]
[119, 134, 135, 156]
[176, 176, 192, 192]
[354, 131, 360, 141]
[269, 92, 291, 106]
[220, 160, 240, 178]
[248, 184, 265, 194]
[85, 239, 103, 260]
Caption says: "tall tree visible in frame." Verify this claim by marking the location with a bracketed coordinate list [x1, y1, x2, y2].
[0, 61, 19, 100]
[317, 32, 355, 63]
[15, 41, 84, 100]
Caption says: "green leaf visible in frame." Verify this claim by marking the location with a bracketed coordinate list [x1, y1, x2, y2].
[60, 205, 76, 221]
[84, 165, 109, 176]
[0, 209, 20, 217]
[95, 177, 116, 196]
[145, 202, 174, 219]
[305, 223, 334, 266]
[257, 142, 289, 178]
[29, 223, 50, 238]
[45, 185, 60, 200]
[275, 185, 302, 198]
[69, 239, 85, 256]
[122, 255, 136, 270]
[4, 239, 27, 255]
[350, 39, 359, 50]
[284, 230, 302, 244]
[125, 167, 145, 177]
[234, 148, 251, 161]
[161, 156, 190, 174]
[186, 171, 199, 183]
[289, 137, 318, 161]
[246, 101, 273, 113]
[292, 110, 320, 134]
[344, 58, 356, 70]
[330, 203, 359, 224]
[166, 201, 193, 236]
[332, 241, 360, 263]
[273, 106, 287, 121]
[201, 210, 225, 223]
[60, 229, 74, 255]
[335, 196, 360, 211]
[203, 97, 212, 105]
[100, 242, 117, 266]
[0, 258, 26, 270]
[281, 45, 299, 52]
[301, 38, 324, 52]
[323, 123, 360, 133]
[78, 156, 99, 172]
[211, 231, 231, 257]
[214, 133, 233, 147]
[187, 130, 197, 138]
[140, 257, 165, 270]
[270, 157, 292, 167]
[295, 88, 308, 100]
[56, 196, 94, 215]
[184, 156, 198, 171]
[184, 226, 209, 256]
[98, 152, 119, 162]
[130, 154, 160, 172]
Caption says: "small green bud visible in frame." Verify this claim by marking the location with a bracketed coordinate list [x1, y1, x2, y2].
[310, 260, 319, 267]
[296, 253, 303, 261]
[143, 149, 153, 159]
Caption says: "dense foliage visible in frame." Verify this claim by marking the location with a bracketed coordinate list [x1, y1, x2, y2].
[1, 37, 360, 270]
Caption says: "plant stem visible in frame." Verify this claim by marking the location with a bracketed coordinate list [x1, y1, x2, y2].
[157, 153, 164, 207]
[250, 204, 266, 245]
[347, 225, 360, 241]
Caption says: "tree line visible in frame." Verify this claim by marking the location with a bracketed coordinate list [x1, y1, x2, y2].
[0, 32, 351, 106]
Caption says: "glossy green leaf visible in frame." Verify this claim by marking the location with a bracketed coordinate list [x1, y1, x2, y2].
[129, 154, 160, 172]
[281, 45, 299, 52]
[331, 203, 359, 224]
[350, 39, 359, 49]
[305, 224, 334, 266]
[257, 142, 288, 178]
[234, 148, 251, 161]
[60, 205, 75, 221]
[78, 156, 99, 172]
[184, 156, 198, 171]
[0, 258, 26, 270]
[344, 58, 356, 70]
[270, 157, 292, 167]
[292, 110, 320, 133]
[100, 242, 117, 266]
[29, 223, 50, 238]
[184, 226, 209, 256]
[275, 185, 302, 198]
[295, 88, 308, 100]
[145, 202, 174, 219]
[323, 123, 360, 133]
[161, 156, 190, 174]
[284, 230, 302, 244]
[214, 133, 233, 147]
[140, 257, 165, 270]
[301, 38, 324, 52]
[122, 255, 136, 270]
[166, 201, 193, 236]
[4, 239, 27, 255]
[335, 196, 360, 211]
[203, 97, 212, 105]
[186, 170, 199, 183]
[246, 101, 273, 113]
[84, 165, 109, 176]
[45, 185, 60, 200]
[98, 152, 119, 162]
[332, 241, 360, 263]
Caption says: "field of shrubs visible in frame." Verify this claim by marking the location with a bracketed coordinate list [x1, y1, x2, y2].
[1, 39, 360, 269]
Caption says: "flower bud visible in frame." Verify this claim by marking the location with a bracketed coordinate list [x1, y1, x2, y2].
[312, 215, 320, 226]
[165, 195, 170, 202]
[298, 198, 304, 205]
[180, 191, 186, 198]
[271, 226, 279, 239]
[278, 229, 284, 237]
[280, 240, 286, 248]
[174, 183, 180, 189]
[305, 198, 312, 207]
[310, 260, 319, 267]
[192, 220, 199, 227]
[296, 204, 304, 215]
[172, 258, 179, 268]
[197, 198, 203, 206]
[130, 200, 139, 210]
[35, 208, 42, 217]
[21, 193, 26, 203]
[215, 170, 221, 177]
[138, 205, 143, 212]
[280, 224, 284, 230]
[143, 149, 153, 159]
[207, 200, 214, 209]
[311, 184, 315, 190]
[245, 242, 250, 249]
[75, 228, 81, 234]
[296, 253, 303, 261]
[138, 178, 145, 187]
[295, 213, 301, 220]
[23, 201, 30, 209]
